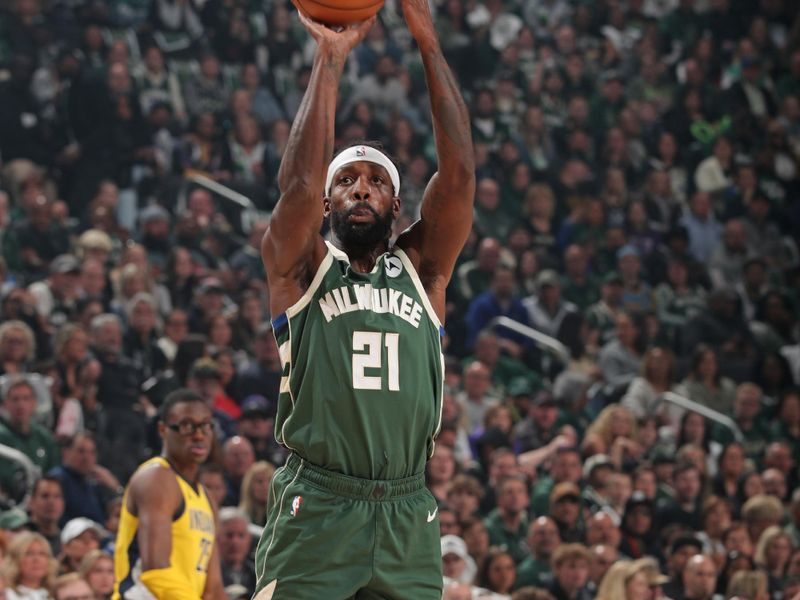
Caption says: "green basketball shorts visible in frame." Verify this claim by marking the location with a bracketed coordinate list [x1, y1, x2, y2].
[253, 454, 443, 600]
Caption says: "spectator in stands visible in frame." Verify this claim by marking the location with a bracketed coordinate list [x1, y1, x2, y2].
[15, 199, 72, 281]
[680, 192, 722, 264]
[560, 244, 598, 312]
[726, 569, 769, 600]
[661, 534, 704, 599]
[445, 475, 483, 524]
[238, 460, 273, 527]
[709, 219, 753, 289]
[515, 516, 560, 589]
[156, 308, 189, 364]
[717, 384, 770, 461]
[26, 477, 64, 556]
[616, 245, 652, 314]
[583, 405, 640, 469]
[456, 237, 508, 304]
[88, 313, 146, 480]
[785, 489, 800, 550]
[621, 346, 679, 429]
[52, 572, 95, 600]
[0, 376, 59, 494]
[549, 482, 583, 543]
[184, 54, 230, 119]
[585, 272, 625, 347]
[675, 345, 737, 417]
[122, 292, 167, 381]
[597, 310, 645, 400]
[585, 510, 621, 550]
[548, 543, 593, 600]
[523, 269, 580, 348]
[477, 547, 516, 595]
[58, 518, 105, 575]
[530, 446, 582, 515]
[217, 507, 256, 596]
[1, 531, 56, 598]
[742, 495, 785, 549]
[136, 207, 173, 273]
[484, 475, 530, 564]
[221, 436, 254, 507]
[198, 464, 227, 508]
[427, 444, 457, 504]
[187, 358, 239, 427]
[754, 525, 792, 582]
[234, 323, 281, 402]
[77, 549, 114, 600]
[0, 321, 39, 378]
[620, 492, 660, 560]
[656, 463, 704, 530]
[48, 433, 119, 525]
[456, 362, 499, 435]
[653, 256, 706, 347]
[28, 254, 82, 332]
[464, 265, 529, 352]
[441, 534, 477, 586]
[680, 554, 718, 600]
[514, 387, 560, 454]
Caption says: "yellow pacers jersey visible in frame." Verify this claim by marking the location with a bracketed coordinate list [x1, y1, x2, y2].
[113, 457, 215, 600]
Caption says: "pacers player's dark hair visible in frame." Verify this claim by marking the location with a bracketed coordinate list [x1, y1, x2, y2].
[159, 388, 207, 423]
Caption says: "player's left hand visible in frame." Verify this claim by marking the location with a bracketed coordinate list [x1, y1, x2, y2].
[400, 0, 437, 45]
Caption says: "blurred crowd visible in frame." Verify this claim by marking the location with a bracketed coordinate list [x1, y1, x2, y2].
[0, 0, 799, 598]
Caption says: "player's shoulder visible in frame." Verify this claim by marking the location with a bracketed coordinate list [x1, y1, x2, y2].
[129, 459, 179, 497]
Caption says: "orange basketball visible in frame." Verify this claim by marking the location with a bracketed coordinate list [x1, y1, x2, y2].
[292, 0, 383, 26]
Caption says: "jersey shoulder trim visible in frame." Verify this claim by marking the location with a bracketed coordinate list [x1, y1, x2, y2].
[392, 247, 443, 330]
[280, 248, 335, 321]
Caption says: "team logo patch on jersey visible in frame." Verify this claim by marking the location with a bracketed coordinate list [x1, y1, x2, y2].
[290, 495, 303, 517]
[385, 255, 403, 278]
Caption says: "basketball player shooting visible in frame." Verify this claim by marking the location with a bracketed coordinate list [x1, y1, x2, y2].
[252, 0, 475, 598]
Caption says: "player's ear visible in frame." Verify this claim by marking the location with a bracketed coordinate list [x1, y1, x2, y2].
[392, 195, 401, 218]
[323, 195, 331, 217]
[157, 419, 166, 439]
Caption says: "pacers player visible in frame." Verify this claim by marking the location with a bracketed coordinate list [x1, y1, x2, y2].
[253, 0, 475, 596]
[113, 389, 225, 599]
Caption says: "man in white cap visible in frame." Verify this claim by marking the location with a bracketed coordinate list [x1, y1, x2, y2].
[251, 0, 475, 597]
[60, 517, 107, 572]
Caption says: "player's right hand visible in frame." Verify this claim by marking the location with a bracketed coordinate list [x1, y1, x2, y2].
[297, 10, 376, 58]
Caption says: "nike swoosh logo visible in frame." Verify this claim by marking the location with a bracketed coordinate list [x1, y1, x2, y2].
[427, 508, 438, 523]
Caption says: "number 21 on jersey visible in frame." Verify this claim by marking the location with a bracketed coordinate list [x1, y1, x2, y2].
[352, 331, 399, 391]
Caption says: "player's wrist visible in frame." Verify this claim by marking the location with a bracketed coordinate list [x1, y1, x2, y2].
[314, 42, 350, 68]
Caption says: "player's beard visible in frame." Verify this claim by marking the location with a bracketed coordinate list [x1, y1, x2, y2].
[331, 204, 394, 247]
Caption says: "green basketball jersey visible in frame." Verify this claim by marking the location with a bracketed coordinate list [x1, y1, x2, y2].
[271, 242, 444, 480]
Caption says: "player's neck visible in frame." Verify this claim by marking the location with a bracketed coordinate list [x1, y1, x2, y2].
[164, 455, 200, 487]
[332, 238, 390, 273]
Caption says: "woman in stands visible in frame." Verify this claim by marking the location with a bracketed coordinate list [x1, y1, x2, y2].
[1, 532, 56, 600]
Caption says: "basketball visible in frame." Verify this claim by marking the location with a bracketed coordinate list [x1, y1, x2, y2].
[292, 0, 383, 26]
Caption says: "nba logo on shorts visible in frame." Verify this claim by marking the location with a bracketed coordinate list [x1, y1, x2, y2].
[356, 146, 366, 157]
[290, 495, 303, 517]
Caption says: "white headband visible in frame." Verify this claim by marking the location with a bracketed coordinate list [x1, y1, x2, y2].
[324, 145, 400, 197]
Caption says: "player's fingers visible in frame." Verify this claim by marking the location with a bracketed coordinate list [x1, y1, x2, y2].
[352, 15, 377, 41]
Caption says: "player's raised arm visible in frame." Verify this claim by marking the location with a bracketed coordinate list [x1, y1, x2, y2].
[397, 0, 475, 313]
[262, 13, 376, 315]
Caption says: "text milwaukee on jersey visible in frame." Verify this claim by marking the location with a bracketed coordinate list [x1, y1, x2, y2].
[318, 284, 424, 328]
